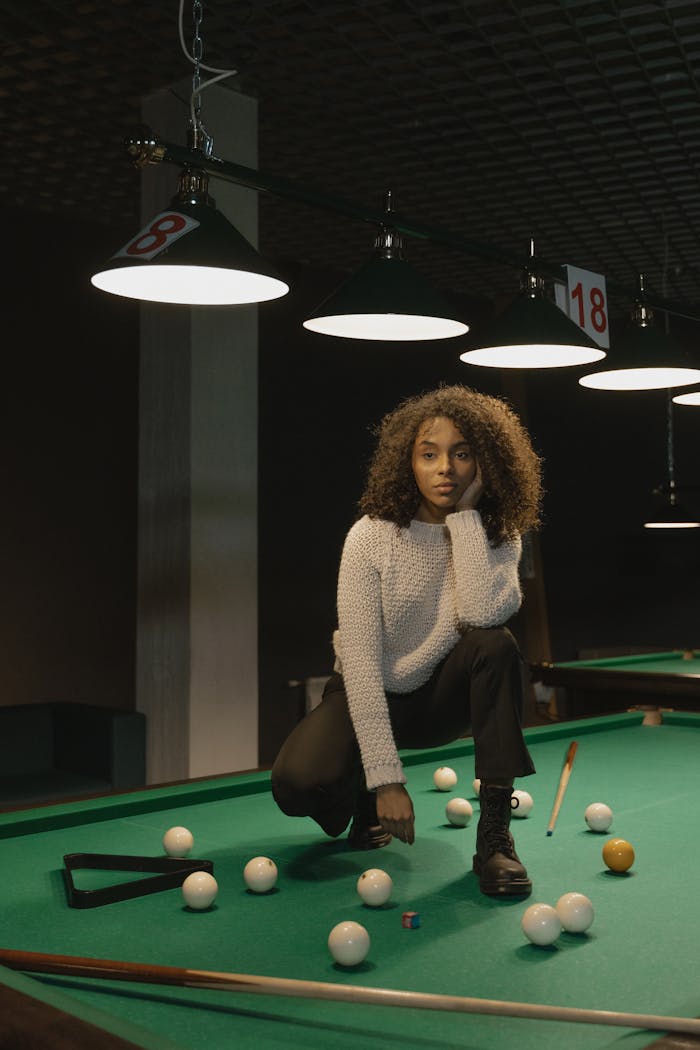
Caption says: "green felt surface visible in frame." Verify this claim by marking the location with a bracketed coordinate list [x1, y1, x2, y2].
[557, 650, 700, 675]
[2, 713, 700, 1050]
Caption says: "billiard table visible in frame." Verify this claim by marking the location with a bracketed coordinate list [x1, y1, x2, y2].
[1, 712, 699, 1050]
[531, 650, 700, 719]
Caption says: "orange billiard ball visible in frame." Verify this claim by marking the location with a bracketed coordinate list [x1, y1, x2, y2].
[603, 837, 635, 873]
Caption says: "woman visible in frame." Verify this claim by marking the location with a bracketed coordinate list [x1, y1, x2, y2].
[272, 384, 543, 896]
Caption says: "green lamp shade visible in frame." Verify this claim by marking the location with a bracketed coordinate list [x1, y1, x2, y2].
[580, 322, 700, 391]
[303, 255, 468, 341]
[92, 199, 289, 306]
[460, 292, 606, 368]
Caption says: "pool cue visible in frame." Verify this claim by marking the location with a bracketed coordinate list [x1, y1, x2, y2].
[546, 740, 578, 836]
[2, 948, 700, 1036]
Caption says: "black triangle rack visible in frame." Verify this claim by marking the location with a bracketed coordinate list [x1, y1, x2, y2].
[63, 852, 214, 908]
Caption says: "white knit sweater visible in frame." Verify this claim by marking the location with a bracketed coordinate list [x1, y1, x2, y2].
[333, 510, 522, 789]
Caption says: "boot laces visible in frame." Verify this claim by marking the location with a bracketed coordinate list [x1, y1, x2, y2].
[483, 812, 515, 857]
[481, 790, 517, 858]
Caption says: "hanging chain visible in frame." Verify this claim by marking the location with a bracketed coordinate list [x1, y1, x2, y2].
[189, 0, 213, 156]
[192, 1, 203, 130]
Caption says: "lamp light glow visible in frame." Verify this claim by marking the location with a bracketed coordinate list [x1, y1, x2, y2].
[304, 309, 466, 341]
[672, 387, 700, 406]
[644, 520, 700, 529]
[92, 263, 288, 306]
[462, 342, 604, 369]
[581, 366, 700, 391]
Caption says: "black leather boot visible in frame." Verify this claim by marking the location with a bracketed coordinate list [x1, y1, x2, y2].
[347, 788, 392, 849]
[472, 783, 531, 896]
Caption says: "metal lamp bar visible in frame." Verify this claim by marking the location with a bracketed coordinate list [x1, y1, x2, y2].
[125, 132, 700, 323]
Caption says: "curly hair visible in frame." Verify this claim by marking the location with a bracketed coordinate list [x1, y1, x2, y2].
[358, 385, 543, 544]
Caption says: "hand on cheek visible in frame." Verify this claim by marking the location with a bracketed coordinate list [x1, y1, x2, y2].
[457, 462, 483, 511]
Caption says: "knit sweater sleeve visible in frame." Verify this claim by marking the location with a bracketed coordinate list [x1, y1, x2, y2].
[445, 510, 522, 627]
[335, 520, 406, 790]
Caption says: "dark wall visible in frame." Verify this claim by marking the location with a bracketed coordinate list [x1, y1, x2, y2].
[525, 359, 700, 659]
[3, 207, 139, 708]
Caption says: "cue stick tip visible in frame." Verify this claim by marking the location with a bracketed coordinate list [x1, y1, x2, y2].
[545, 738, 578, 836]
[546, 830, 553, 836]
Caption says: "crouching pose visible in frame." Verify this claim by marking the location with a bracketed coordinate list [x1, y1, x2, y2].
[272, 384, 543, 896]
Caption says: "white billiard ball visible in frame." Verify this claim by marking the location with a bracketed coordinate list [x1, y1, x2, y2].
[584, 802, 613, 833]
[555, 892, 594, 933]
[328, 921, 370, 966]
[472, 778, 481, 798]
[433, 766, 458, 791]
[163, 826, 194, 858]
[445, 797, 473, 827]
[511, 790, 534, 819]
[521, 903, 562, 946]
[182, 871, 218, 910]
[243, 856, 278, 893]
[357, 868, 392, 907]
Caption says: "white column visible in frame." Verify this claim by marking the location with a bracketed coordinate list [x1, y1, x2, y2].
[136, 80, 259, 782]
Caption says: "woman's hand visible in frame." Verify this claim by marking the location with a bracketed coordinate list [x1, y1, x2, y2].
[456, 461, 483, 511]
[376, 783, 415, 844]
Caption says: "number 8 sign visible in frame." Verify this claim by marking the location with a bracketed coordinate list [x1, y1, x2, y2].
[111, 211, 200, 261]
[561, 264, 610, 348]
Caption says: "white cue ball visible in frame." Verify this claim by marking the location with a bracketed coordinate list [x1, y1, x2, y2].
[243, 856, 278, 893]
[445, 797, 473, 827]
[357, 868, 393, 907]
[521, 903, 562, 946]
[163, 826, 194, 858]
[511, 790, 534, 819]
[433, 766, 458, 791]
[472, 778, 481, 798]
[328, 921, 370, 966]
[584, 802, 614, 833]
[182, 871, 218, 910]
[555, 892, 595, 933]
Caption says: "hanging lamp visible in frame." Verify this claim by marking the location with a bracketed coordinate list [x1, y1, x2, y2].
[643, 396, 700, 529]
[460, 240, 605, 368]
[91, 2, 288, 307]
[644, 485, 700, 529]
[91, 165, 288, 305]
[302, 191, 468, 341]
[580, 275, 700, 391]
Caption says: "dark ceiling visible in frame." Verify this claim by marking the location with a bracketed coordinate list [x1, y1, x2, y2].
[5, 0, 700, 319]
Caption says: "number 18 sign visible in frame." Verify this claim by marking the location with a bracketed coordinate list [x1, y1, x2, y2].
[556, 264, 610, 348]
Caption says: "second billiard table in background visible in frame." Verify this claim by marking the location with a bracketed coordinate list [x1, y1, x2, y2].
[531, 649, 700, 720]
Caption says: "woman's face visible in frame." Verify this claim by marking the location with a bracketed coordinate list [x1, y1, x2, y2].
[411, 416, 477, 523]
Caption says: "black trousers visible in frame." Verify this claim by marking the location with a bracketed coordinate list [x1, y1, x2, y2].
[271, 626, 535, 837]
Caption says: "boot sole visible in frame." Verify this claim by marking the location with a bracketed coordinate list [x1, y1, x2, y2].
[472, 854, 532, 896]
